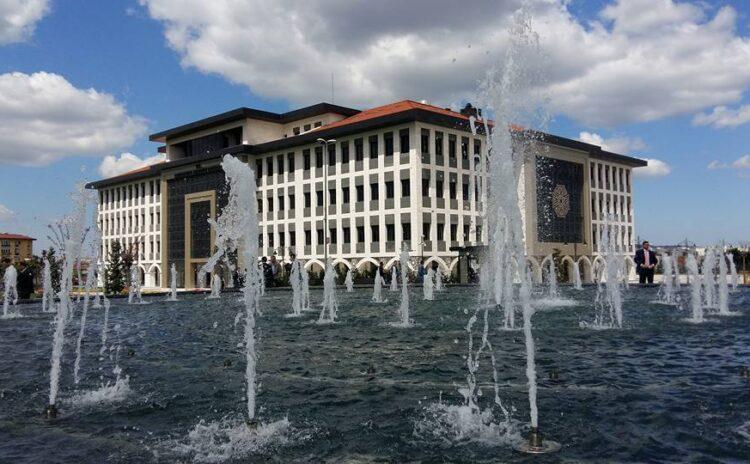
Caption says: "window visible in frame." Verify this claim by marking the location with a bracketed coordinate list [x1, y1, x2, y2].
[268, 197, 273, 211]
[449, 180, 456, 199]
[316, 191, 323, 207]
[384, 132, 394, 156]
[303, 124, 311, 132]
[369, 135, 378, 159]
[402, 223, 411, 240]
[462, 183, 469, 201]
[343, 227, 351, 244]
[317, 229, 324, 245]
[268, 233, 274, 247]
[354, 138, 364, 161]
[450, 224, 458, 241]
[385, 181, 394, 198]
[476, 225, 482, 241]
[290, 231, 296, 246]
[293, 127, 300, 135]
[371, 225, 380, 242]
[329, 228, 337, 244]
[423, 222, 430, 240]
[435, 131, 443, 156]
[421, 129, 430, 154]
[342, 186, 350, 203]
[255, 160, 263, 179]
[266, 157, 273, 176]
[437, 223, 445, 241]
[278, 195, 284, 210]
[277, 154, 284, 174]
[422, 178, 430, 196]
[401, 178, 410, 197]
[370, 183, 379, 200]
[305, 230, 312, 246]
[289, 194, 295, 209]
[304, 192, 311, 208]
[303, 149, 311, 170]
[279, 233, 285, 248]
[357, 226, 365, 242]
[258, 234, 264, 247]
[314, 121, 322, 128]
[341, 141, 349, 163]
[315, 147, 323, 168]
[448, 135, 457, 159]
[400, 129, 410, 154]
[328, 144, 336, 166]
[461, 137, 469, 160]
[329, 188, 336, 204]
[463, 224, 470, 241]
[287, 152, 295, 171]
[474, 139, 481, 157]
[436, 178, 444, 198]
[386, 224, 395, 242]
[356, 185, 364, 202]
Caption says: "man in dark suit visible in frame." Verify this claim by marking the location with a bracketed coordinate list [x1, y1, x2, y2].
[634, 241, 658, 284]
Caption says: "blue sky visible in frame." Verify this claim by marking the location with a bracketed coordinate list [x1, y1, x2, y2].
[0, 0, 749, 250]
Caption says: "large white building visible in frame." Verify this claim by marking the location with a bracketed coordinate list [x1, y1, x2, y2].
[88, 100, 646, 288]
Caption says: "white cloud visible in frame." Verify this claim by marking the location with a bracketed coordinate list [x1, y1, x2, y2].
[578, 131, 645, 154]
[98, 152, 165, 178]
[0, 203, 15, 222]
[706, 155, 750, 172]
[707, 160, 726, 169]
[634, 158, 671, 178]
[732, 155, 750, 169]
[0, 0, 49, 44]
[693, 104, 750, 128]
[140, 0, 750, 127]
[0, 72, 147, 166]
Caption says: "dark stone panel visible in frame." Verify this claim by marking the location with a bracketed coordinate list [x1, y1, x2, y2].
[536, 156, 583, 243]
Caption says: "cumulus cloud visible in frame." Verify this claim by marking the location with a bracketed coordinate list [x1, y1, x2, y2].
[707, 160, 726, 170]
[634, 159, 671, 179]
[0, 203, 15, 222]
[732, 155, 750, 169]
[706, 155, 750, 173]
[98, 152, 165, 178]
[693, 105, 750, 128]
[0, 72, 147, 166]
[139, 0, 750, 127]
[578, 131, 646, 155]
[0, 0, 49, 44]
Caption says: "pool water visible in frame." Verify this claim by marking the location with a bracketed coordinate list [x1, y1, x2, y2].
[1, 285, 749, 463]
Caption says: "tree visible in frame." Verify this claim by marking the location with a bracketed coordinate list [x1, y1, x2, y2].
[104, 242, 126, 295]
[41, 247, 62, 292]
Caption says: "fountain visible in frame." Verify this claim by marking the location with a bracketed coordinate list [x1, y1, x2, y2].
[371, 268, 386, 303]
[318, 260, 338, 324]
[73, 265, 97, 385]
[46, 184, 91, 418]
[207, 273, 222, 299]
[423, 267, 435, 301]
[434, 267, 444, 292]
[42, 258, 56, 312]
[582, 220, 623, 329]
[727, 253, 739, 291]
[301, 263, 312, 311]
[287, 259, 303, 317]
[392, 246, 412, 327]
[702, 249, 716, 309]
[686, 254, 704, 323]
[572, 260, 583, 290]
[656, 253, 678, 305]
[2, 263, 18, 318]
[127, 264, 143, 304]
[389, 266, 398, 292]
[717, 251, 731, 315]
[167, 263, 179, 301]
[541, 254, 558, 298]
[345, 268, 354, 292]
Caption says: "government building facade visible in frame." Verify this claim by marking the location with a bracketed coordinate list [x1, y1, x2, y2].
[87, 100, 646, 289]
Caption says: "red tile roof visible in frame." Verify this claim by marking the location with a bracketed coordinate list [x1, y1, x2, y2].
[0, 233, 35, 240]
[316, 100, 493, 131]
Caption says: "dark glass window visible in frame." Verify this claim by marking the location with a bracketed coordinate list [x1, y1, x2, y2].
[287, 152, 295, 171]
[329, 188, 336, 204]
[278, 195, 284, 210]
[423, 222, 430, 240]
[462, 182, 469, 201]
[341, 141, 349, 163]
[277, 154, 284, 174]
[328, 144, 336, 166]
[343, 227, 351, 244]
[400, 129, 410, 153]
[461, 137, 469, 160]
[289, 194, 295, 209]
[449, 180, 456, 199]
[303, 149, 311, 170]
[314, 121, 322, 128]
[463, 224, 470, 241]
[266, 157, 273, 176]
[435, 132, 443, 156]
[384, 132, 394, 156]
[315, 147, 323, 168]
[304, 192, 311, 208]
[304, 124, 311, 132]
[354, 138, 364, 161]
[371, 225, 380, 242]
[316, 190, 323, 207]
[448, 135, 457, 159]
[356, 185, 364, 202]
[290, 231, 296, 246]
[450, 224, 458, 241]
[369, 135, 378, 159]
[385, 181, 394, 198]
[357, 226, 365, 242]
[386, 224, 395, 241]
[329, 228, 337, 244]
[305, 230, 312, 245]
[256, 159, 263, 179]
[317, 229, 324, 245]
[342, 186, 350, 203]
[268, 197, 273, 211]
[437, 223, 445, 241]
[293, 127, 300, 135]
[421, 129, 430, 154]
[401, 178, 410, 197]
[422, 178, 430, 196]
[370, 183, 379, 200]
[257, 199, 263, 213]
[402, 223, 411, 240]
[436, 179, 444, 198]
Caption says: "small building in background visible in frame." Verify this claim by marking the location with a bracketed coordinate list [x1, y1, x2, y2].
[0, 233, 35, 264]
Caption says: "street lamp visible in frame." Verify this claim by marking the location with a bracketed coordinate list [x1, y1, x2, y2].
[317, 138, 336, 265]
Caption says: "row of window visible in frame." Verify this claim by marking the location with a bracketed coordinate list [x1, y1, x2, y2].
[590, 162, 631, 193]
[258, 221, 483, 248]
[102, 237, 161, 261]
[100, 211, 161, 236]
[591, 192, 632, 222]
[591, 223, 634, 252]
[100, 181, 161, 210]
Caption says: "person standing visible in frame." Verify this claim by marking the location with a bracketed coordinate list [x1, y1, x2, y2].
[16, 261, 35, 300]
[634, 241, 658, 284]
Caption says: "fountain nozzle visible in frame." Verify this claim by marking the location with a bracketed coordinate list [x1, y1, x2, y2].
[515, 427, 561, 454]
[245, 418, 260, 430]
[44, 404, 58, 419]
